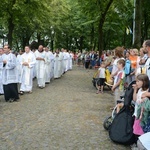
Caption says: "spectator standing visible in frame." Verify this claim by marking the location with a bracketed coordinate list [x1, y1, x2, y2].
[96, 62, 106, 94]
[84, 52, 90, 69]
[111, 59, 125, 105]
[111, 46, 124, 79]
[143, 40, 150, 80]
[128, 48, 138, 82]
[132, 74, 149, 141]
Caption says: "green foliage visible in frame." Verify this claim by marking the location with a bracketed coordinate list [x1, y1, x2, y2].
[0, 0, 149, 51]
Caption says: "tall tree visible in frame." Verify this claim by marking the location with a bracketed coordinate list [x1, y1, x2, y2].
[98, 0, 114, 54]
[133, 0, 142, 48]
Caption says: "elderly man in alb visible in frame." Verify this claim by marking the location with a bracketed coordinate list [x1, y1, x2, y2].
[34, 45, 48, 88]
[61, 48, 67, 74]
[69, 51, 73, 70]
[49, 50, 54, 80]
[19, 46, 36, 94]
[54, 49, 63, 78]
[44, 47, 51, 84]
[0, 48, 4, 95]
[1, 45, 19, 102]
[16, 50, 23, 83]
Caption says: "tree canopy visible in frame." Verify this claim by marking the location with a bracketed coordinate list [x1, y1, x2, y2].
[0, 0, 149, 52]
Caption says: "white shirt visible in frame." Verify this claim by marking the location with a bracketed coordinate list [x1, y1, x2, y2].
[144, 57, 150, 79]
[111, 57, 124, 75]
[133, 88, 147, 117]
[98, 67, 105, 78]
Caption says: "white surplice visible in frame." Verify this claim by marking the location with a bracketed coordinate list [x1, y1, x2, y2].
[20, 51, 36, 92]
[34, 50, 47, 87]
[0, 55, 4, 94]
[45, 51, 51, 83]
[49, 51, 54, 79]
[54, 53, 60, 78]
[69, 53, 73, 70]
[62, 52, 67, 73]
[1, 53, 18, 85]
[59, 52, 64, 76]
[54, 52, 63, 78]
[16, 54, 22, 83]
[66, 52, 70, 71]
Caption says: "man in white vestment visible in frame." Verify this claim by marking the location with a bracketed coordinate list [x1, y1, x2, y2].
[61, 48, 67, 74]
[69, 51, 73, 70]
[49, 51, 54, 79]
[44, 47, 51, 83]
[31, 49, 37, 79]
[1, 45, 19, 102]
[16, 50, 23, 83]
[54, 49, 62, 78]
[59, 50, 64, 76]
[65, 50, 70, 71]
[34, 45, 48, 88]
[0, 48, 4, 95]
[19, 46, 36, 94]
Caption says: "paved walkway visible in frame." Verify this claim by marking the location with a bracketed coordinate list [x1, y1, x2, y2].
[0, 66, 130, 150]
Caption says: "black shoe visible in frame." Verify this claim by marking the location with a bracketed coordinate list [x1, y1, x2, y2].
[8, 98, 14, 103]
[19, 91, 24, 95]
[39, 86, 44, 89]
[14, 99, 20, 102]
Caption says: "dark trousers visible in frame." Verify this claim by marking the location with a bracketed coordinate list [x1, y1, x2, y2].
[85, 61, 90, 69]
[3, 83, 19, 101]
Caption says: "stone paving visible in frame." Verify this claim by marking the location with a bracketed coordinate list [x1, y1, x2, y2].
[0, 66, 130, 150]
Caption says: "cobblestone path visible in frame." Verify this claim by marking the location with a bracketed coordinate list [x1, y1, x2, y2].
[0, 66, 130, 150]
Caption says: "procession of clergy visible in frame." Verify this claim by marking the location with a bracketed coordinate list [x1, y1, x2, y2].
[0, 44, 73, 102]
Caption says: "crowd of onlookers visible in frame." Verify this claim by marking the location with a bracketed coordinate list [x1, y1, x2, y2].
[73, 41, 150, 149]
[97, 42, 150, 149]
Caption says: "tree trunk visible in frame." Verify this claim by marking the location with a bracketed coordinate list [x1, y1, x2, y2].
[37, 32, 41, 45]
[123, 28, 126, 47]
[142, 11, 148, 42]
[66, 36, 69, 50]
[7, 17, 14, 49]
[74, 37, 80, 50]
[90, 24, 94, 49]
[79, 36, 83, 52]
[133, 0, 142, 48]
[98, 23, 103, 55]
[22, 37, 30, 49]
[98, 0, 114, 56]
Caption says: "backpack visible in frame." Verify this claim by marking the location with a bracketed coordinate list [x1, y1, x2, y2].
[109, 81, 136, 145]
[124, 59, 131, 76]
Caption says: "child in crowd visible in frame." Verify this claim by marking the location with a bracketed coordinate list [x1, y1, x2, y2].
[124, 51, 131, 86]
[96, 62, 105, 94]
[132, 74, 149, 141]
[111, 59, 125, 105]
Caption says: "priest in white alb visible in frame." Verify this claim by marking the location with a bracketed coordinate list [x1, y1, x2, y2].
[0, 48, 4, 95]
[54, 49, 63, 78]
[16, 50, 23, 83]
[1, 45, 19, 102]
[34, 45, 48, 88]
[44, 47, 51, 84]
[49, 50, 54, 80]
[19, 46, 36, 94]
